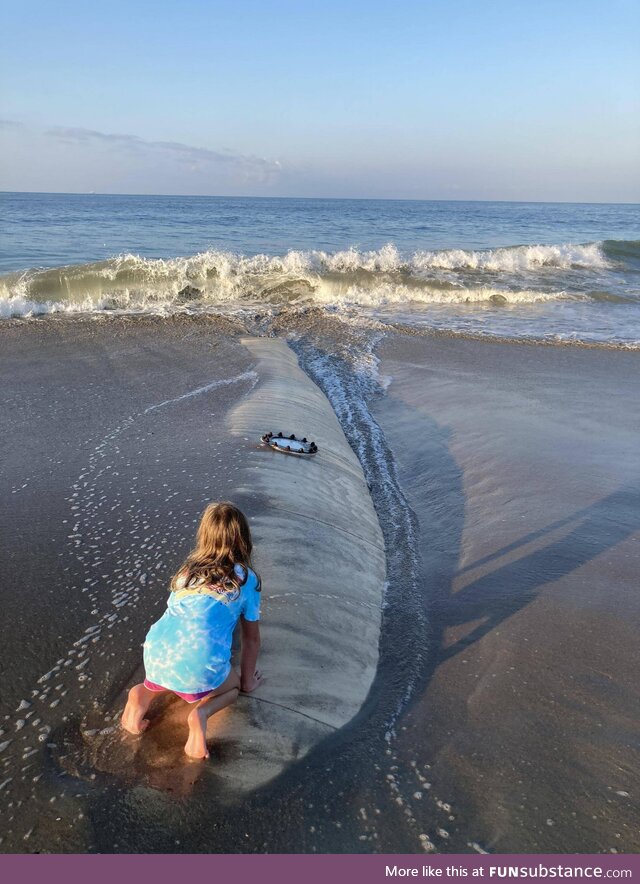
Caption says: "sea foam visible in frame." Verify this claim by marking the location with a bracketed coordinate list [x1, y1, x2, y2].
[0, 241, 612, 319]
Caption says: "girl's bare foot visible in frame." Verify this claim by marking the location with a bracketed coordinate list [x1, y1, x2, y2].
[121, 684, 152, 735]
[185, 707, 210, 759]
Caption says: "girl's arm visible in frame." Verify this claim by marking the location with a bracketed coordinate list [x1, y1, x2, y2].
[240, 617, 262, 692]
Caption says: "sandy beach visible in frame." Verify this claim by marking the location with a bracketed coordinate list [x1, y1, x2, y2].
[2, 0, 639, 861]
[372, 333, 640, 853]
[0, 317, 638, 853]
[1, 316, 388, 852]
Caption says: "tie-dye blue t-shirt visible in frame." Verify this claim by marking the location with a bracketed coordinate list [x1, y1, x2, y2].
[143, 563, 261, 693]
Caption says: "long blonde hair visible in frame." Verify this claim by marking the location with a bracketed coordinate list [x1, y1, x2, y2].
[171, 502, 253, 591]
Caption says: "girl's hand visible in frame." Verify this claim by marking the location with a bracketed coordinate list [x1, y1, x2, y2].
[241, 669, 263, 693]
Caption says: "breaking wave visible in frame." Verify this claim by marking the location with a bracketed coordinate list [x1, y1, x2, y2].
[1, 239, 634, 320]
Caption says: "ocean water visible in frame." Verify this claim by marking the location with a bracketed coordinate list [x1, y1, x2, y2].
[1, 192, 639, 346]
[1, 194, 639, 853]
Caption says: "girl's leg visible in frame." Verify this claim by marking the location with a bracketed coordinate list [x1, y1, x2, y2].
[184, 669, 241, 759]
[121, 683, 166, 734]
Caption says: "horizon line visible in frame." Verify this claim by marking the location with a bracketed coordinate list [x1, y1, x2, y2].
[1, 189, 639, 207]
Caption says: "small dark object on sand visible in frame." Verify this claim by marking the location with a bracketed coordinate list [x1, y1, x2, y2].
[260, 431, 319, 457]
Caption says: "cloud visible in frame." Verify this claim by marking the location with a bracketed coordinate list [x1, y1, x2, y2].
[45, 125, 281, 183]
[0, 119, 25, 129]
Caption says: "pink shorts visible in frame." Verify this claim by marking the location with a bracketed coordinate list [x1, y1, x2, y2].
[143, 678, 212, 703]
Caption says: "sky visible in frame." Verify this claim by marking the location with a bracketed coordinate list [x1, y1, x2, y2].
[1, 0, 639, 201]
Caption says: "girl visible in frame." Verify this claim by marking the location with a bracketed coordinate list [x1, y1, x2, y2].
[121, 502, 262, 759]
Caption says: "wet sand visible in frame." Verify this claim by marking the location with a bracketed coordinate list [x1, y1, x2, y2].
[0, 316, 255, 850]
[1, 316, 638, 854]
[0, 316, 387, 853]
[372, 333, 640, 853]
[83, 335, 385, 795]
